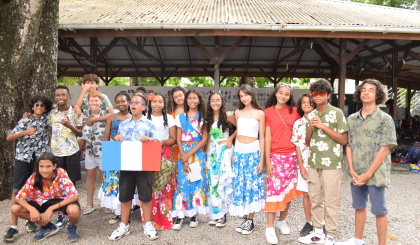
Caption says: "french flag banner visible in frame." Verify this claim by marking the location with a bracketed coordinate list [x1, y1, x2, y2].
[102, 141, 161, 171]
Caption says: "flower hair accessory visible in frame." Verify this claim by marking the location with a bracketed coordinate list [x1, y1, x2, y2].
[148, 93, 155, 101]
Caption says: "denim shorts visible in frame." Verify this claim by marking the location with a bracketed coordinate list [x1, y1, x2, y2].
[350, 184, 387, 216]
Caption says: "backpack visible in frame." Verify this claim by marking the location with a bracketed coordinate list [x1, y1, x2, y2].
[407, 147, 420, 163]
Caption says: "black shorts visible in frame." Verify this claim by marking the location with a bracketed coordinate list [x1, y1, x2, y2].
[55, 151, 81, 184]
[13, 155, 37, 190]
[119, 171, 153, 203]
[23, 199, 80, 215]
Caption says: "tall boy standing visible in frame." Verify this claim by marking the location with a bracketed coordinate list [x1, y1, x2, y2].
[337, 79, 396, 245]
[299, 79, 348, 245]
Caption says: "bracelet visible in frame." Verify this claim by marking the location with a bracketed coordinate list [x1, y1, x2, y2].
[58, 202, 61, 208]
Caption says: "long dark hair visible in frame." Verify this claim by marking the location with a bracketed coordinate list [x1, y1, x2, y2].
[147, 93, 168, 128]
[237, 84, 262, 110]
[296, 93, 316, 117]
[34, 153, 59, 191]
[167, 86, 187, 114]
[265, 84, 295, 114]
[184, 89, 206, 127]
[205, 92, 231, 135]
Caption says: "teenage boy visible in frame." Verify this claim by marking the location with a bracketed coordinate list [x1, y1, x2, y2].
[82, 91, 107, 215]
[299, 79, 348, 245]
[3, 95, 53, 242]
[108, 94, 159, 241]
[337, 79, 396, 245]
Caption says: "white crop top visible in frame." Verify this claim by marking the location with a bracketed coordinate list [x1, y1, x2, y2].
[237, 118, 259, 138]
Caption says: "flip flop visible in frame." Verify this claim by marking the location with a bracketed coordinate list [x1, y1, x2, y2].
[83, 206, 95, 215]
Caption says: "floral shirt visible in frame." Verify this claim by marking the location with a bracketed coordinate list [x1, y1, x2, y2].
[11, 114, 50, 163]
[292, 117, 309, 168]
[306, 104, 348, 169]
[175, 113, 203, 141]
[16, 168, 78, 206]
[48, 106, 83, 157]
[346, 107, 397, 187]
[118, 116, 158, 141]
[81, 92, 113, 112]
[82, 108, 107, 158]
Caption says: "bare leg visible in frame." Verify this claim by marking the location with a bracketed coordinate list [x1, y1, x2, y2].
[248, 212, 254, 220]
[11, 190, 19, 226]
[142, 201, 153, 223]
[267, 212, 276, 228]
[120, 201, 132, 225]
[66, 205, 80, 226]
[86, 168, 97, 207]
[11, 205, 49, 227]
[355, 208, 367, 240]
[376, 215, 388, 245]
[303, 192, 312, 222]
[278, 202, 291, 221]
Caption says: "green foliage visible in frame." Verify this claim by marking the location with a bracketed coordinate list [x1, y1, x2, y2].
[57, 77, 81, 86]
[183, 77, 214, 87]
[108, 77, 130, 86]
[346, 0, 416, 8]
[164, 77, 182, 86]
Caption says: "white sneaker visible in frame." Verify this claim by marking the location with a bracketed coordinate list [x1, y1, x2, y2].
[324, 236, 336, 245]
[266, 227, 279, 244]
[108, 222, 130, 241]
[276, 220, 291, 235]
[189, 215, 199, 228]
[208, 220, 217, 226]
[298, 231, 325, 244]
[336, 237, 365, 245]
[144, 222, 158, 241]
[172, 218, 183, 230]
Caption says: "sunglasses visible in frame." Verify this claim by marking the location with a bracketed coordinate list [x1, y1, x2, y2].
[129, 101, 143, 106]
[34, 103, 45, 108]
[312, 91, 327, 97]
[278, 82, 293, 89]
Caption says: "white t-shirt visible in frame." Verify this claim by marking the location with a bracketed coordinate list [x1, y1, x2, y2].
[150, 114, 175, 141]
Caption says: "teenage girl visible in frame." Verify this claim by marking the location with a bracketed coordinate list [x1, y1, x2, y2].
[147, 92, 177, 230]
[99, 92, 132, 224]
[230, 84, 265, 235]
[205, 92, 236, 227]
[172, 89, 208, 230]
[263, 83, 301, 244]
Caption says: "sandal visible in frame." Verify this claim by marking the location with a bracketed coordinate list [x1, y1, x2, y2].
[83, 206, 96, 215]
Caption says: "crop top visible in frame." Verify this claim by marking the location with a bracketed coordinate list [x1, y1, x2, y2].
[237, 118, 259, 138]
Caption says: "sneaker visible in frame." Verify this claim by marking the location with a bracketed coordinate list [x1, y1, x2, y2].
[215, 214, 227, 228]
[32, 223, 59, 242]
[208, 219, 217, 226]
[266, 227, 279, 244]
[189, 215, 199, 228]
[108, 222, 130, 241]
[109, 214, 121, 225]
[276, 220, 291, 235]
[172, 218, 183, 230]
[144, 222, 158, 241]
[324, 236, 336, 245]
[56, 214, 66, 229]
[336, 237, 364, 245]
[298, 231, 325, 244]
[131, 205, 140, 213]
[25, 221, 38, 232]
[235, 218, 247, 233]
[3, 227, 18, 242]
[300, 222, 313, 237]
[241, 219, 254, 235]
[67, 225, 80, 243]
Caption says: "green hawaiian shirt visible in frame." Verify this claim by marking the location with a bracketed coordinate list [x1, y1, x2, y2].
[345, 107, 397, 187]
[307, 104, 348, 170]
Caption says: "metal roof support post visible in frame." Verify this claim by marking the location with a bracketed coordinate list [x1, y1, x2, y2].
[406, 85, 411, 117]
[392, 49, 398, 122]
[338, 39, 347, 110]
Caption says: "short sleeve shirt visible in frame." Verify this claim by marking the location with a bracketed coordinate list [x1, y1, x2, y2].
[16, 168, 78, 206]
[82, 108, 107, 158]
[346, 107, 397, 187]
[307, 104, 348, 169]
[150, 114, 175, 141]
[118, 116, 158, 141]
[11, 114, 50, 162]
[82, 92, 113, 112]
[48, 106, 83, 156]
[292, 117, 309, 168]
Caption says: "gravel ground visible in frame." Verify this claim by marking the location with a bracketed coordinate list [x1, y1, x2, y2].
[1, 163, 419, 245]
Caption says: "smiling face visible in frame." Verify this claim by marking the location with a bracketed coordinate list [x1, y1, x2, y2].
[85, 80, 98, 92]
[239, 90, 252, 106]
[276, 86, 291, 106]
[151, 94, 165, 114]
[209, 94, 222, 112]
[54, 88, 70, 106]
[187, 93, 200, 110]
[360, 83, 377, 104]
[313, 91, 331, 106]
[129, 95, 146, 116]
[88, 96, 102, 111]
[173, 91, 185, 106]
[115, 94, 129, 113]
[301, 96, 314, 114]
[32, 100, 46, 117]
[38, 160, 57, 181]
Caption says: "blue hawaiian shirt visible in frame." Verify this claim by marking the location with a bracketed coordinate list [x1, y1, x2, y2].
[118, 116, 158, 141]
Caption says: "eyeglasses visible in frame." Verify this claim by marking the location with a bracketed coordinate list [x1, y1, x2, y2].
[210, 99, 222, 104]
[34, 103, 45, 108]
[187, 97, 199, 101]
[129, 101, 143, 106]
[278, 82, 293, 89]
[312, 91, 327, 97]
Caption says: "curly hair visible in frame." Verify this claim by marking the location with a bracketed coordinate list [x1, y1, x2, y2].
[296, 93, 316, 117]
[310, 78, 333, 94]
[147, 93, 168, 128]
[205, 93, 232, 135]
[83, 74, 100, 84]
[33, 153, 58, 191]
[87, 91, 102, 101]
[265, 84, 295, 114]
[184, 89, 206, 127]
[167, 86, 187, 114]
[353, 79, 386, 105]
[237, 84, 262, 110]
[29, 94, 53, 114]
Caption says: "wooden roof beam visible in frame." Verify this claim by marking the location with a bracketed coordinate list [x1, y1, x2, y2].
[121, 38, 163, 65]
[97, 37, 121, 62]
[315, 39, 339, 63]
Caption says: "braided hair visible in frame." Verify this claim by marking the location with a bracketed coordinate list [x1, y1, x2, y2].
[147, 93, 168, 128]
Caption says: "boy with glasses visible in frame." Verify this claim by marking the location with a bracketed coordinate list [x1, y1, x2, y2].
[298, 79, 348, 245]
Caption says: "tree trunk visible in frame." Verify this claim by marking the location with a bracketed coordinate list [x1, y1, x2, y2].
[0, 0, 58, 200]
[239, 77, 255, 87]
[130, 77, 139, 86]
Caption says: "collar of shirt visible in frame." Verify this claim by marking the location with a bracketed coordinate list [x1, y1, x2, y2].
[315, 103, 332, 117]
[356, 106, 380, 120]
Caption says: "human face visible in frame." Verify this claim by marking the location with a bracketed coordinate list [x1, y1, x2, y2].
[115, 95, 129, 112]
[187, 93, 200, 109]
[301, 96, 314, 114]
[88, 96, 102, 111]
[173, 91, 185, 106]
[312, 91, 330, 105]
[276, 86, 291, 105]
[85, 80, 98, 92]
[129, 96, 146, 116]
[210, 94, 223, 112]
[360, 83, 377, 104]
[38, 160, 57, 181]
[54, 88, 70, 106]
[32, 100, 46, 116]
[239, 90, 251, 106]
[151, 95, 164, 114]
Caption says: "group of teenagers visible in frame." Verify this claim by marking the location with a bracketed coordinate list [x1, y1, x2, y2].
[4, 74, 396, 245]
